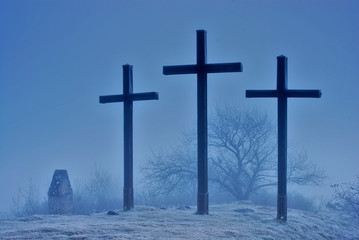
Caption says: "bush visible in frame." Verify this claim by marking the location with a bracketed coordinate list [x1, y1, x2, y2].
[328, 176, 359, 219]
[251, 190, 315, 211]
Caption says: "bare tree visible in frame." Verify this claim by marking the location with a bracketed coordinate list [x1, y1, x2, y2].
[87, 165, 113, 208]
[11, 179, 46, 217]
[72, 165, 121, 214]
[143, 105, 325, 201]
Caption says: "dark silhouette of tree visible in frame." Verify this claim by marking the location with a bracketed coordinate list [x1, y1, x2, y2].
[143, 106, 325, 201]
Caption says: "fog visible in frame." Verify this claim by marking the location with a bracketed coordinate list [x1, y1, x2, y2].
[0, 0, 358, 213]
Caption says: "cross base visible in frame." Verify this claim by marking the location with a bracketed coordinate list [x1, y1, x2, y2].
[123, 187, 134, 211]
[277, 194, 287, 221]
[197, 192, 209, 215]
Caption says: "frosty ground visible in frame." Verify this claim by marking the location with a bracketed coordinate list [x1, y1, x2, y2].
[0, 202, 358, 240]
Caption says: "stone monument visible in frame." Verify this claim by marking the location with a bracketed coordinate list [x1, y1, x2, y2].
[48, 169, 73, 215]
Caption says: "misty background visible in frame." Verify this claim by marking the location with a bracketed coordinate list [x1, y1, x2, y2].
[0, 0, 358, 213]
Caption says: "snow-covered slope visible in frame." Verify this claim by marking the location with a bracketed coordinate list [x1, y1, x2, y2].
[0, 202, 358, 240]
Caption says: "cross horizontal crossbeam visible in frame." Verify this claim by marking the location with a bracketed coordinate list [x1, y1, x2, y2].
[246, 89, 321, 98]
[100, 92, 159, 103]
[163, 63, 243, 75]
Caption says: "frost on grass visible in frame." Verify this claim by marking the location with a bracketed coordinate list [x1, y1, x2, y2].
[0, 202, 358, 240]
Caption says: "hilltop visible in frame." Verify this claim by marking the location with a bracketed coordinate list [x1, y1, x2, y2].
[0, 202, 358, 240]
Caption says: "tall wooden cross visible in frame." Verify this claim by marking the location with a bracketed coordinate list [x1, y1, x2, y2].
[163, 30, 243, 214]
[246, 55, 321, 220]
[99, 64, 159, 211]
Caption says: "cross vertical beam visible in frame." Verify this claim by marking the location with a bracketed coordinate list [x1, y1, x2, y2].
[163, 30, 243, 214]
[123, 65, 134, 211]
[196, 30, 208, 214]
[246, 55, 321, 221]
[99, 64, 159, 211]
[277, 56, 288, 220]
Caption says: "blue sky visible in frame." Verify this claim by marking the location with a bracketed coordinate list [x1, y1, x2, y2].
[0, 0, 358, 212]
